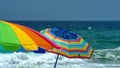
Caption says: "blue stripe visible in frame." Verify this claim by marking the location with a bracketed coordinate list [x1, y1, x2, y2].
[54, 40, 87, 48]
[56, 47, 93, 55]
[41, 29, 89, 49]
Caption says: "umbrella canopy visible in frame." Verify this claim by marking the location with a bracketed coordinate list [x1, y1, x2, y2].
[48, 47, 93, 59]
[40, 27, 94, 59]
[0, 21, 58, 52]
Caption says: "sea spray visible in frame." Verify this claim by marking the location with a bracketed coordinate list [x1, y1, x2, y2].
[0, 49, 120, 68]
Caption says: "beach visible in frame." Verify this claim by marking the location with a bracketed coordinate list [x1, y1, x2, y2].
[0, 21, 120, 68]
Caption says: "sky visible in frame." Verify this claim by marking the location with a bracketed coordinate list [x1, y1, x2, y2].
[0, 0, 120, 21]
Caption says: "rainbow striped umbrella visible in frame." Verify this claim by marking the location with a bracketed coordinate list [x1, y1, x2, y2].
[0, 21, 58, 53]
[41, 27, 93, 54]
[40, 27, 94, 68]
[48, 47, 93, 59]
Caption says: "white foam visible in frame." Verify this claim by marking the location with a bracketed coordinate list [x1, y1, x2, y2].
[87, 49, 120, 66]
[0, 52, 120, 68]
[105, 52, 116, 60]
[116, 46, 120, 50]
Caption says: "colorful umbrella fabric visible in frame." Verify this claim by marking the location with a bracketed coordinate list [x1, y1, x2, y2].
[0, 21, 58, 53]
[40, 27, 94, 68]
[48, 47, 93, 59]
[40, 27, 94, 58]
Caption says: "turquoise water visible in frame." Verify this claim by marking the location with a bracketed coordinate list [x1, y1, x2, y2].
[0, 21, 120, 68]
[10, 21, 120, 50]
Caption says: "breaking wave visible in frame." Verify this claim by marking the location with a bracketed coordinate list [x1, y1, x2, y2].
[0, 47, 120, 68]
[90, 47, 120, 64]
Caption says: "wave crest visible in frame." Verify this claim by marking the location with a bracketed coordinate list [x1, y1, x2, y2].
[91, 48, 120, 63]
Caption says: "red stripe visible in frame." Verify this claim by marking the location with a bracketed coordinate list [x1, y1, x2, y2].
[12, 23, 61, 49]
[46, 28, 91, 52]
[47, 28, 82, 42]
[57, 44, 90, 52]
[26, 27, 61, 49]
[48, 50, 92, 59]
[89, 49, 94, 59]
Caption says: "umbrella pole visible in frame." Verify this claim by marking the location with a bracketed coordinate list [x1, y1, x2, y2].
[54, 54, 59, 68]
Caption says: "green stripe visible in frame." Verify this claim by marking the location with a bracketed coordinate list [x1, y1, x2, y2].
[0, 44, 14, 53]
[0, 21, 21, 51]
[53, 47, 93, 56]
[43, 33, 87, 49]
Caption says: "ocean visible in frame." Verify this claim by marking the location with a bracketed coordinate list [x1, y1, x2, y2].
[0, 21, 120, 68]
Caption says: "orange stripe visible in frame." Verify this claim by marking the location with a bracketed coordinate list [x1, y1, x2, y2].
[5, 22, 38, 50]
[47, 29, 81, 42]
[46, 29, 84, 44]
[12, 23, 54, 50]
[26, 26, 61, 49]
[55, 44, 90, 52]
[48, 49, 93, 59]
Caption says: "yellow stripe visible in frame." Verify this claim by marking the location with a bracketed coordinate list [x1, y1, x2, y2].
[46, 38, 88, 50]
[45, 32, 55, 40]
[44, 28, 86, 44]
[54, 48, 93, 57]
[5, 22, 38, 50]
[46, 32, 85, 44]
[78, 49, 93, 57]
[55, 42, 89, 51]
[47, 33, 89, 50]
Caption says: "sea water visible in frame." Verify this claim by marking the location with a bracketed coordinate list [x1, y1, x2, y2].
[0, 21, 120, 68]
